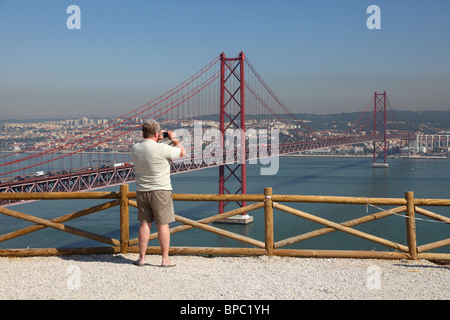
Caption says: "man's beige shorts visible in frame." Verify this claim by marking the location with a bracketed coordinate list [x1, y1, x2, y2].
[136, 190, 175, 225]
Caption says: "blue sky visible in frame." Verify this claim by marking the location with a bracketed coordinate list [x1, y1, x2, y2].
[1, 0, 449, 119]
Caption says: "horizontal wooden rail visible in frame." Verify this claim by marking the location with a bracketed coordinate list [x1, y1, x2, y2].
[0, 186, 448, 261]
[0, 192, 121, 200]
[5, 190, 450, 206]
[270, 194, 407, 206]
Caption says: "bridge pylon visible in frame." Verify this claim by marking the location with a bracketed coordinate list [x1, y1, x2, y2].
[371, 91, 389, 168]
[218, 52, 253, 224]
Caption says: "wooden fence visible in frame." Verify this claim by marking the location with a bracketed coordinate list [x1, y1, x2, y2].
[0, 185, 449, 261]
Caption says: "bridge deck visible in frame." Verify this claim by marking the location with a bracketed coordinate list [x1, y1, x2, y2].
[0, 133, 415, 206]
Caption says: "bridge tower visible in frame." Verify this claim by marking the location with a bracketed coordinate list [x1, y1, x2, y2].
[218, 52, 252, 224]
[371, 91, 389, 168]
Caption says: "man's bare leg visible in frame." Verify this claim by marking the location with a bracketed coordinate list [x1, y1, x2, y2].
[137, 221, 152, 264]
[156, 224, 174, 266]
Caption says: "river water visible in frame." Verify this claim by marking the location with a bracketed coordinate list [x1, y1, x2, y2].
[1, 156, 449, 253]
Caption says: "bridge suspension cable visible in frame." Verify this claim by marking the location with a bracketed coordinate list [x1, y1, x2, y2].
[244, 57, 315, 135]
[0, 55, 222, 177]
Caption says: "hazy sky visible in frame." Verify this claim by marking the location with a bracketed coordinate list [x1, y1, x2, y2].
[1, 0, 449, 120]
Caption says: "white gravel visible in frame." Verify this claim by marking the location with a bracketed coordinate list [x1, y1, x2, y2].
[0, 254, 448, 300]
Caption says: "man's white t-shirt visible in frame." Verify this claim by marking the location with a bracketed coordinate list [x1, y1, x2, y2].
[131, 139, 181, 191]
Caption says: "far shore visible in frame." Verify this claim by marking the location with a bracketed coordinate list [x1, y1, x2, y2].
[281, 153, 448, 159]
[1, 150, 448, 160]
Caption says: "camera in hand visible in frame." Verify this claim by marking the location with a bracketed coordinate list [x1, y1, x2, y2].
[162, 131, 169, 138]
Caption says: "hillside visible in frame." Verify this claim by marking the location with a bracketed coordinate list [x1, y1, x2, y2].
[294, 110, 450, 133]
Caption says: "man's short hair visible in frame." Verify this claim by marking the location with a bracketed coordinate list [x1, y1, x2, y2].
[142, 119, 160, 138]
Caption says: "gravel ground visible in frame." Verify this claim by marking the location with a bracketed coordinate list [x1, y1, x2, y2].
[0, 254, 448, 300]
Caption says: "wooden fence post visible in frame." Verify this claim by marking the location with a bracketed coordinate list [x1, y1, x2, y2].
[120, 184, 129, 254]
[405, 191, 417, 260]
[264, 187, 274, 256]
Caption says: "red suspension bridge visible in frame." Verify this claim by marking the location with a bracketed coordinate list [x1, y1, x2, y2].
[0, 52, 414, 207]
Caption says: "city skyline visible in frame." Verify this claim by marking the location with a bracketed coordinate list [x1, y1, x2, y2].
[1, 0, 450, 120]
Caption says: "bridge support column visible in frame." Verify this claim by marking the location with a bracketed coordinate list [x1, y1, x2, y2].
[217, 51, 253, 224]
[371, 91, 389, 168]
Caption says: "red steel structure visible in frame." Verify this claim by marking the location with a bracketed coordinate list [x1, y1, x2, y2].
[372, 91, 388, 167]
[219, 52, 247, 214]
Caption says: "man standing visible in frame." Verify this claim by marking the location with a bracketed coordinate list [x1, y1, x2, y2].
[131, 119, 185, 267]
